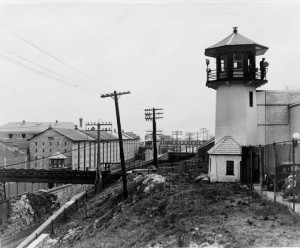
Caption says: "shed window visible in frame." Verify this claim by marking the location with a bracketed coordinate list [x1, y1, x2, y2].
[226, 161, 234, 175]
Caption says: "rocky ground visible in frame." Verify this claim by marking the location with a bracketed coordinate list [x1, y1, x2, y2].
[36, 162, 300, 248]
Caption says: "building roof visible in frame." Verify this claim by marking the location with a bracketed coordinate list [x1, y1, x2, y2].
[208, 136, 241, 155]
[28, 127, 95, 142]
[54, 128, 95, 142]
[0, 122, 76, 133]
[205, 28, 268, 57]
[80, 130, 118, 140]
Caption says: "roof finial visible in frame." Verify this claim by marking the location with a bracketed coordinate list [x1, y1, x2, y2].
[233, 27, 238, 34]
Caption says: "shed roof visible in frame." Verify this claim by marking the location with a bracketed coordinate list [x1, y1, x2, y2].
[49, 152, 67, 159]
[208, 136, 241, 155]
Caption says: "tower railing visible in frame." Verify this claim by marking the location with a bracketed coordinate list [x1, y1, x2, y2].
[207, 68, 267, 82]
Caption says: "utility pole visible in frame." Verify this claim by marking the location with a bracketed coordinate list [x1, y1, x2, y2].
[145, 108, 164, 168]
[199, 128, 207, 141]
[101, 91, 130, 199]
[86, 121, 112, 194]
[172, 131, 182, 153]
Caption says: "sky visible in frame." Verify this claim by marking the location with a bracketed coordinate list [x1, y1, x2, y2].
[0, 0, 299, 140]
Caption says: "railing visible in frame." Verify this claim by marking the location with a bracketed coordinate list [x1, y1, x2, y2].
[207, 68, 267, 82]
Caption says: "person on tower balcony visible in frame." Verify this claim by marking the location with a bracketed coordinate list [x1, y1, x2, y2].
[260, 58, 266, 80]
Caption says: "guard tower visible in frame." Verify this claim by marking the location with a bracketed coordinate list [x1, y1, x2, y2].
[205, 27, 269, 146]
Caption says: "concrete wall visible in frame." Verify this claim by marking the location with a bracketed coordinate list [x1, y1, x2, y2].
[0, 200, 8, 224]
[289, 103, 300, 137]
[215, 83, 257, 146]
[256, 90, 300, 145]
[209, 154, 241, 182]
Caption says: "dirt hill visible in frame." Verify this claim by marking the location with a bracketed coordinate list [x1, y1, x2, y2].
[41, 165, 300, 248]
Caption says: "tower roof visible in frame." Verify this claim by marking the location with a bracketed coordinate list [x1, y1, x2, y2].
[205, 27, 268, 57]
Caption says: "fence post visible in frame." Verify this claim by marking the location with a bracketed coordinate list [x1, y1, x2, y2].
[85, 203, 88, 218]
[250, 147, 253, 192]
[259, 144, 263, 196]
[292, 138, 296, 214]
[76, 199, 78, 210]
[51, 220, 54, 235]
[64, 208, 67, 222]
[86, 190, 88, 201]
[273, 142, 277, 203]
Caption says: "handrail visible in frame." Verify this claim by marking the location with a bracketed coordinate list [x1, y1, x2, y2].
[207, 68, 267, 82]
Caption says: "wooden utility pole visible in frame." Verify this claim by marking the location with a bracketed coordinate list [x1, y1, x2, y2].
[86, 121, 112, 194]
[145, 108, 164, 168]
[101, 91, 130, 199]
[172, 131, 182, 153]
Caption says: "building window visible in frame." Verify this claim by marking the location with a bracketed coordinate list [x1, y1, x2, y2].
[35, 156, 38, 160]
[35, 142, 38, 146]
[48, 137, 54, 140]
[22, 134, 26, 139]
[50, 142, 52, 146]
[35, 149, 37, 153]
[42, 149, 44, 153]
[8, 134, 13, 139]
[65, 149, 67, 153]
[249, 91, 253, 107]
[57, 142, 59, 145]
[43, 142, 45, 146]
[50, 149, 52, 153]
[65, 142, 67, 146]
[226, 161, 234, 175]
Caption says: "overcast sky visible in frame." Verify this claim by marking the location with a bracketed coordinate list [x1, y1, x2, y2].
[0, 0, 299, 139]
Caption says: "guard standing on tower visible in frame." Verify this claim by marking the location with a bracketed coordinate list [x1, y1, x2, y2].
[260, 58, 266, 80]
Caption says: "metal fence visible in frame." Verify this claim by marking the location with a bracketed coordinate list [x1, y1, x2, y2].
[242, 139, 300, 214]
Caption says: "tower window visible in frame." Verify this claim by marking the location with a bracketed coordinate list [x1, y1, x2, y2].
[226, 161, 234, 175]
[249, 91, 253, 107]
[233, 54, 243, 69]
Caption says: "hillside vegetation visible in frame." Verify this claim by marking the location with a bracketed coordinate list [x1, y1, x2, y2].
[41, 163, 300, 248]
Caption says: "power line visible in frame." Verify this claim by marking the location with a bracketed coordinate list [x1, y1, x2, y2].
[0, 46, 95, 91]
[0, 25, 111, 89]
[0, 53, 84, 89]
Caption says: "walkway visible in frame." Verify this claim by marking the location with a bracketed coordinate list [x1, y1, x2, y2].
[254, 184, 300, 214]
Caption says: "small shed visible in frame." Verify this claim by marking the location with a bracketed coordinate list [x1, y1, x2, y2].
[49, 152, 68, 169]
[208, 136, 241, 182]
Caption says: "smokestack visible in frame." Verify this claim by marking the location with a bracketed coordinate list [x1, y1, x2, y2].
[79, 118, 83, 128]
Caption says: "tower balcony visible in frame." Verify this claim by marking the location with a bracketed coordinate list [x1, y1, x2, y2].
[206, 67, 268, 89]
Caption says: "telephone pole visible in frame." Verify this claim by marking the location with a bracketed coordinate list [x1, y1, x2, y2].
[172, 131, 182, 153]
[86, 121, 112, 194]
[199, 128, 207, 141]
[101, 91, 130, 199]
[145, 108, 163, 168]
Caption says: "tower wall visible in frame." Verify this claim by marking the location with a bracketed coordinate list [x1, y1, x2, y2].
[215, 83, 257, 146]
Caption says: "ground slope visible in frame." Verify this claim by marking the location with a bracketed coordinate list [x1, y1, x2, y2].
[44, 168, 300, 248]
